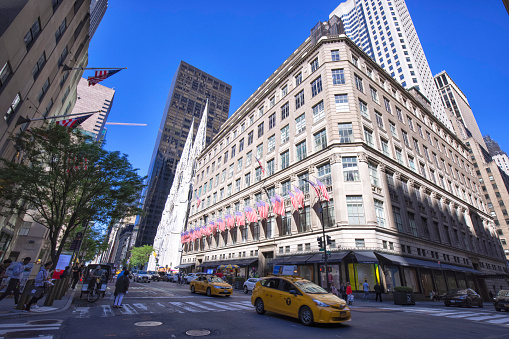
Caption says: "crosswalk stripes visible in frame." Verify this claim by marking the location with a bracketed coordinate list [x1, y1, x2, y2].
[71, 300, 254, 318]
[0, 322, 62, 337]
[382, 307, 509, 326]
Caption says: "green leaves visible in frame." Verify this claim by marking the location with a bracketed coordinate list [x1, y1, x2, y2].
[130, 245, 154, 268]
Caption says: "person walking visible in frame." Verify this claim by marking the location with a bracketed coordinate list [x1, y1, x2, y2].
[374, 282, 383, 302]
[362, 279, 370, 302]
[346, 282, 353, 305]
[113, 270, 130, 308]
[0, 259, 12, 288]
[331, 283, 338, 296]
[0, 257, 31, 306]
[24, 261, 52, 312]
[340, 282, 347, 301]
[71, 264, 82, 290]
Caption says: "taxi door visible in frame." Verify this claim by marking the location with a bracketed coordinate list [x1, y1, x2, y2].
[195, 276, 205, 293]
[261, 278, 281, 312]
[275, 280, 306, 317]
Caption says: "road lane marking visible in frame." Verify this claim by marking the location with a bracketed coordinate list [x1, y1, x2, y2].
[101, 305, 115, 317]
[74, 307, 90, 318]
[464, 315, 508, 321]
[0, 327, 60, 335]
[222, 301, 253, 310]
[444, 312, 482, 318]
[201, 301, 244, 311]
[186, 302, 225, 311]
[169, 302, 206, 313]
[133, 303, 152, 313]
[486, 317, 509, 324]
[119, 304, 138, 315]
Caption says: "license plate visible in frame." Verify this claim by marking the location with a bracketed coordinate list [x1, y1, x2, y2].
[340, 311, 347, 317]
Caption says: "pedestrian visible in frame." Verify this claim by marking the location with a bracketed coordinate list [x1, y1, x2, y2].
[340, 282, 347, 301]
[113, 269, 130, 308]
[0, 257, 31, 306]
[363, 279, 370, 302]
[24, 261, 52, 312]
[71, 264, 82, 290]
[0, 259, 12, 288]
[117, 267, 128, 278]
[374, 282, 382, 302]
[60, 266, 71, 279]
[331, 283, 338, 296]
[346, 282, 353, 305]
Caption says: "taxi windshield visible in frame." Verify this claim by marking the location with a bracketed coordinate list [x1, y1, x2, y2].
[139, 271, 148, 274]
[498, 290, 509, 297]
[208, 277, 223, 283]
[294, 281, 328, 294]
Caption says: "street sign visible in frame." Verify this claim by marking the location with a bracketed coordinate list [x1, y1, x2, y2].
[319, 248, 325, 252]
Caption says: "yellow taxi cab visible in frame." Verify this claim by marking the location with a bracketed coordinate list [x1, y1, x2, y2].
[190, 275, 233, 297]
[251, 276, 350, 326]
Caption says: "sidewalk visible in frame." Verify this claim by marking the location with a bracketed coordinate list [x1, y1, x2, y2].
[0, 288, 76, 318]
[349, 299, 446, 309]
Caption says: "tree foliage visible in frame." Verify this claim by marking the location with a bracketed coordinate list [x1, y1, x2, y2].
[130, 245, 154, 268]
[0, 124, 145, 269]
[64, 223, 109, 263]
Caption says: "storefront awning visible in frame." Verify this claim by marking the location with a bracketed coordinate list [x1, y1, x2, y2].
[306, 251, 351, 264]
[175, 263, 195, 269]
[284, 254, 315, 265]
[353, 251, 379, 264]
[230, 258, 258, 266]
[376, 253, 482, 274]
[272, 256, 293, 265]
[198, 261, 225, 268]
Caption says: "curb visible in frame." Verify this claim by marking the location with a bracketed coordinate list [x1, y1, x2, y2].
[0, 289, 77, 319]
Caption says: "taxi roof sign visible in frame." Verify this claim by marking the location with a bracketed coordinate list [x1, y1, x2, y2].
[273, 265, 297, 276]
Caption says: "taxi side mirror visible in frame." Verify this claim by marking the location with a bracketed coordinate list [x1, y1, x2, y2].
[289, 289, 298, 296]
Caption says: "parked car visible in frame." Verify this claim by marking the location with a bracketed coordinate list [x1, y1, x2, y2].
[251, 276, 350, 326]
[190, 275, 233, 297]
[243, 278, 261, 294]
[134, 270, 151, 283]
[186, 272, 207, 283]
[494, 290, 509, 312]
[444, 288, 483, 308]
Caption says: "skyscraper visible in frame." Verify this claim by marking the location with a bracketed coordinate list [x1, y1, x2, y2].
[135, 61, 231, 247]
[71, 77, 115, 142]
[89, 0, 108, 38]
[330, 0, 451, 131]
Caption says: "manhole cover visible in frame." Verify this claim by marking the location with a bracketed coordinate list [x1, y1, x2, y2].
[186, 329, 211, 336]
[134, 321, 163, 327]
[26, 319, 62, 325]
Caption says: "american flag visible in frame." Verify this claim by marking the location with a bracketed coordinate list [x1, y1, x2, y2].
[56, 114, 93, 129]
[305, 179, 322, 201]
[87, 69, 122, 86]
[316, 179, 330, 201]
[275, 194, 285, 215]
[257, 201, 269, 219]
[254, 156, 265, 174]
[294, 187, 305, 209]
[217, 218, 225, 232]
[189, 229, 195, 242]
[245, 207, 258, 223]
[195, 193, 201, 207]
[235, 211, 245, 226]
[289, 192, 300, 210]
[226, 214, 235, 229]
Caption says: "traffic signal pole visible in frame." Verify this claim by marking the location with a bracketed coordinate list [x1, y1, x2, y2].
[316, 192, 330, 292]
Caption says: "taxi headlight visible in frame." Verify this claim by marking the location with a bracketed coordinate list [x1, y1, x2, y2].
[313, 299, 330, 307]
[214, 285, 222, 289]
[458, 296, 467, 299]
[339, 304, 346, 310]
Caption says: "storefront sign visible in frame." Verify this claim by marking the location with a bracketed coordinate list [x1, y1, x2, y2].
[273, 265, 296, 276]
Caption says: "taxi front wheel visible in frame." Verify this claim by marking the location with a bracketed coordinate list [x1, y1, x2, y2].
[299, 306, 314, 326]
[244, 286, 248, 294]
[191, 285, 195, 293]
[206, 288, 212, 297]
[255, 298, 265, 315]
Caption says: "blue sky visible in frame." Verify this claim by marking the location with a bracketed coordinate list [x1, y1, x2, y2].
[87, 0, 509, 177]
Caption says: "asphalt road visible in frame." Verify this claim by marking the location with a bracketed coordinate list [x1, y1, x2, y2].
[1, 281, 509, 339]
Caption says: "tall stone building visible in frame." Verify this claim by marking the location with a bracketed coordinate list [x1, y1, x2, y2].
[181, 21, 507, 300]
[89, 0, 107, 38]
[0, 0, 93, 261]
[330, 0, 451, 131]
[71, 77, 115, 142]
[135, 61, 231, 247]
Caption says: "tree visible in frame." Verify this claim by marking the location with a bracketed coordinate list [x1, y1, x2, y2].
[64, 223, 109, 263]
[0, 124, 145, 269]
[130, 245, 154, 269]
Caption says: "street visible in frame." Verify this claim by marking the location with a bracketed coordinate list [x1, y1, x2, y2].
[0, 281, 508, 338]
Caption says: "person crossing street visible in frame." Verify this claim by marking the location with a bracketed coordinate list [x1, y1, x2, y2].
[0, 257, 31, 306]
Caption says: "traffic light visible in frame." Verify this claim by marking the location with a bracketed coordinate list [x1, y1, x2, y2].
[326, 235, 332, 245]
[317, 236, 323, 249]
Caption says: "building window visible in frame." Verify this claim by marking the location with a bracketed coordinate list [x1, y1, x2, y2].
[369, 163, 379, 187]
[269, 96, 275, 108]
[408, 156, 416, 172]
[253, 222, 260, 241]
[227, 184, 232, 197]
[295, 72, 302, 86]
[331, 50, 340, 61]
[338, 123, 353, 143]
[295, 90, 305, 109]
[282, 211, 292, 235]
[298, 172, 309, 193]
[296, 113, 306, 134]
[364, 128, 374, 147]
[258, 122, 264, 138]
[267, 159, 275, 176]
[402, 131, 410, 147]
[281, 125, 290, 144]
[310, 58, 319, 72]
[4, 93, 21, 122]
[237, 158, 243, 172]
[248, 131, 253, 145]
[255, 167, 263, 182]
[281, 102, 289, 120]
[335, 94, 349, 112]
[229, 164, 234, 178]
[55, 18, 66, 42]
[310, 76, 322, 97]
[389, 121, 397, 138]
[245, 172, 251, 187]
[375, 110, 384, 129]
[375, 200, 385, 227]
[58, 45, 68, 66]
[359, 99, 369, 118]
[332, 69, 345, 85]
[269, 113, 276, 129]
[323, 200, 335, 228]
[343, 157, 359, 181]
[268, 135, 275, 153]
[38, 78, 50, 103]
[408, 212, 418, 236]
[314, 129, 327, 151]
[355, 75, 364, 92]
[32, 52, 46, 79]
[24, 19, 41, 47]
[236, 179, 241, 192]
[231, 145, 236, 158]
[256, 144, 263, 159]
[312, 101, 325, 122]
[281, 84, 288, 97]
[281, 151, 290, 170]
[246, 151, 252, 167]
[281, 180, 291, 197]
[296, 141, 307, 161]
[383, 97, 392, 113]
[370, 87, 379, 103]
[299, 206, 311, 233]
[0, 62, 12, 87]
[393, 207, 404, 231]
[239, 138, 244, 152]
[381, 139, 390, 157]
[317, 163, 331, 186]
[347, 196, 365, 225]
[259, 106, 264, 118]
[396, 107, 403, 122]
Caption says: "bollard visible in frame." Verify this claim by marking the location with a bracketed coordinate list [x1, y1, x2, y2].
[16, 279, 35, 310]
[43, 280, 60, 306]
[56, 277, 70, 300]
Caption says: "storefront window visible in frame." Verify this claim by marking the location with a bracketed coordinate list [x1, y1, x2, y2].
[433, 270, 447, 294]
[465, 274, 476, 290]
[348, 263, 380, 291]
[383, 265, 401, 292]
[297, 265, 313, 282]
[419, 269, 434, 296]
[456, 273, 467, 289]
[320, 264, 340, 290]
[403, 267, 420, 293]
[445, 271, 458, 290]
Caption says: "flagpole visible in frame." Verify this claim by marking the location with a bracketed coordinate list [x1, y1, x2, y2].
[63, 66, 127, 71]
[16, 110, 101, 127]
